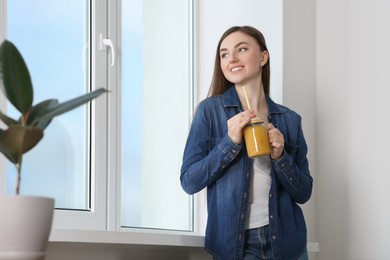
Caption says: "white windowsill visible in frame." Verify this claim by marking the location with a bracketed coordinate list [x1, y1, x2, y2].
[49, 229, 205, 248]
[49, 229, 319, 253]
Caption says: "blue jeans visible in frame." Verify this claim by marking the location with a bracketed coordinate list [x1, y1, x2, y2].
[243, 226, 309, 260]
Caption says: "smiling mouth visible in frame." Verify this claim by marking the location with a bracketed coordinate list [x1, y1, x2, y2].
[231, 66, 244, 72]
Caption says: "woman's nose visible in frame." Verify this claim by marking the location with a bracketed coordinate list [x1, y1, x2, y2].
[229, 53, 238, 63]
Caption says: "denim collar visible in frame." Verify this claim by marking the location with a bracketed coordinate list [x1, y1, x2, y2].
[222, 85, 283, 115]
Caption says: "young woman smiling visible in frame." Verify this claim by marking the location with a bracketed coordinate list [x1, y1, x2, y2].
[181, 26, 313, 260]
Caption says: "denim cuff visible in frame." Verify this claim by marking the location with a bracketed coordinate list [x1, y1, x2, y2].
[219, 135, 242, 163]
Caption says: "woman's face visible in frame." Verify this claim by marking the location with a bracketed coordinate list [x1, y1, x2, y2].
[219, 31, 268, 86]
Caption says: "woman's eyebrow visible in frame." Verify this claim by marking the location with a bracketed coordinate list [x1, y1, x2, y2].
[219, 41, 249, 53]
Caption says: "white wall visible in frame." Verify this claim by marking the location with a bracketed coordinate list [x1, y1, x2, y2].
[317, 0, 390, 259]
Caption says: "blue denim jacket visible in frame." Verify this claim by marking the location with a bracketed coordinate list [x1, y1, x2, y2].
[180, 86, 313, 260]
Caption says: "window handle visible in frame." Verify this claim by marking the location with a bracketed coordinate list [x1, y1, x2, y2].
[99, 34, 115, 67]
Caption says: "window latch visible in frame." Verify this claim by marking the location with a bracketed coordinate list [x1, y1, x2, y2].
[99, 33, 115, 67]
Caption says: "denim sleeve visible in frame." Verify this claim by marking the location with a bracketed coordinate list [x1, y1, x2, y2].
[272, 116, 313, 204]
[180, 102, 241, 195]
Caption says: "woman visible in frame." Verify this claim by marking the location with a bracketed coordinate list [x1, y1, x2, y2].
[180, 26, 313, 260]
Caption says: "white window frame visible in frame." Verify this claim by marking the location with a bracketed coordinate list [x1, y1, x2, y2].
[51, 0, 108, 230]
[107, 0, 198, 233]
[0, 0, 204, 244]
[0, 0, 109, 231]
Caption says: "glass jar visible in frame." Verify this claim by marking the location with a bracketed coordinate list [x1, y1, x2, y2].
[243, 117, 271, 158]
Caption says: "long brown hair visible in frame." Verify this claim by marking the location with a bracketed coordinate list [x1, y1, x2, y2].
[208, 26, 270, 97]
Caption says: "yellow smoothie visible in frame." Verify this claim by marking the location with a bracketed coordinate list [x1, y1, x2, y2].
[244, 117, 271, 158]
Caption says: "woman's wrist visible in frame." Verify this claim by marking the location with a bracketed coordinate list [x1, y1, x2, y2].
[271, 150, 284, 161]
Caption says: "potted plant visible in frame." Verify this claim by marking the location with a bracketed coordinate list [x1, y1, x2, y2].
[0, 40, 106, 259]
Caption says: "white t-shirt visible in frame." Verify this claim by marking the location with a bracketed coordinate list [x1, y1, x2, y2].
[246, 155, 272, 229]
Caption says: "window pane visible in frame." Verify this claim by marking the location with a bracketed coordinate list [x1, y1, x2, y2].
[6, 0, 91, 210]
[121, 0, 193, 231]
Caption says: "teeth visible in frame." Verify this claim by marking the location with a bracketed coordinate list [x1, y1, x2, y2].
[231, 67, 243, 72]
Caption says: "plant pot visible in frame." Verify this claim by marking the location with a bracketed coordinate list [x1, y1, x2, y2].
[0, 196, 54, 260]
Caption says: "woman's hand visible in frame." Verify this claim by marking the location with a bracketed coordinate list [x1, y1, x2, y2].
[268, 123, 285, 160]
[227, 110, 256, 144]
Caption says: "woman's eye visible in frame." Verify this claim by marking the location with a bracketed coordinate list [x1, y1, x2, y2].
[221, 53, 228, 59]
[239, 47, 248, 53]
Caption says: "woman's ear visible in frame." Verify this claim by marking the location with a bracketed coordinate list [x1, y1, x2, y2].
[260, 51, 269, 67]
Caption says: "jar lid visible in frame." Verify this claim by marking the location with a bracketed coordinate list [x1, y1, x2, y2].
[249, 117, 263, 124]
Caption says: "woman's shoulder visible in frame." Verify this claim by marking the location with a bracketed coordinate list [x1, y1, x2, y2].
[200, 95, 223, 104]
[191, 95, 226, 123]
[196, 95, 224, 110]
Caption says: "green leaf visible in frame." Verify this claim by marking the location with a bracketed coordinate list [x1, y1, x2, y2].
[0, 129, 19, 164]
[0, 125, 43, 163]
[26, 99, 59, 129]
[0, 40, 33, 115]
[38, 88, 107, 122]
[0, 109, 18, 126]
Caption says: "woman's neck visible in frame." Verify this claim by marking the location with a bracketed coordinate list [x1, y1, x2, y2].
[236, 84, 268, 121]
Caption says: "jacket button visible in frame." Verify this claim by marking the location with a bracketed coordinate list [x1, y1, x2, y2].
[272, 235, 276, 240]
[270, 215, 273, 219]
